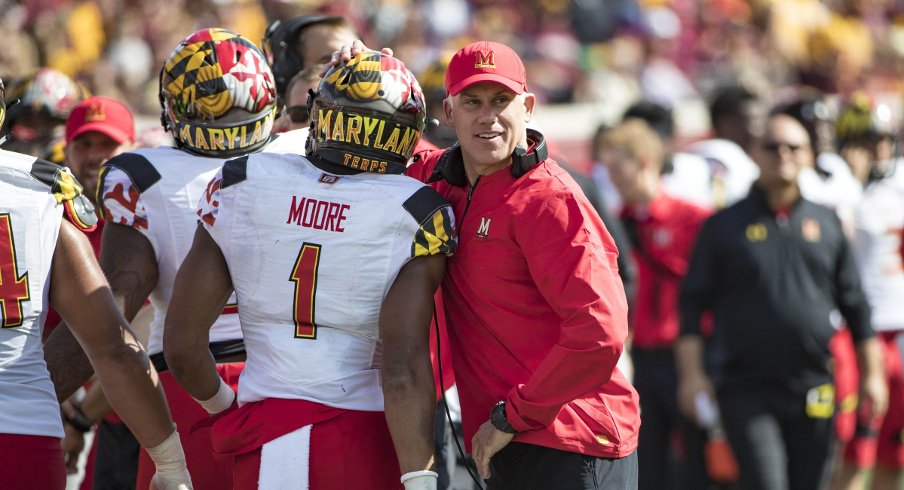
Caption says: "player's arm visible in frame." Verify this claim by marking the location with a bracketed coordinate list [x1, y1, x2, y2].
[675, 217, 719, 422]
[164, 224, 235, 410]
[45, 222, 159, 407]
[44, 323, 95, 401]
[50, 219, 191, 488]
[380, 254, 445, 487]
[833, 216, 888, 419]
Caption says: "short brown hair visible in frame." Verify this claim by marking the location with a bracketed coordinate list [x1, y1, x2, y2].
[598, 119, 664, 170]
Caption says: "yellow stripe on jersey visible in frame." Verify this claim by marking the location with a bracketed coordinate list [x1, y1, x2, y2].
[413, 206, 456, 257]
[52, 167, 82, 204]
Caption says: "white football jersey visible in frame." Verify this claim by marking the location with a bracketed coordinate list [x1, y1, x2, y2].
[99, 130, 308, 355]
[198, 153, 455, 410]
[852, 160, 904, 332]
[0, 150, 94, 437]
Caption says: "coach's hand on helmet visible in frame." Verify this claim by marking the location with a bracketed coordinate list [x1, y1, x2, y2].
[320, 40, 394, 77]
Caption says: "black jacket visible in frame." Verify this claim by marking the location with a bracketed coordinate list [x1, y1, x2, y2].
[679, 185, 873, 394]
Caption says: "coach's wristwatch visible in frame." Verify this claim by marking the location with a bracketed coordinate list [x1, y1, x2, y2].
[490, 401, 518, 434]
[62, 401, 94, 433]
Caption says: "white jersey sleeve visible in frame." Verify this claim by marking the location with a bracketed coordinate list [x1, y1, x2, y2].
[852, 160, 904, 331]
[197, 152, 455, 410]
[98, 147, 243, 355]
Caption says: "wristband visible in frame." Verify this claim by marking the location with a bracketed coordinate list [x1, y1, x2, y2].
[63, 402, 94, 433]
[400, 470, 438, 490]
[146, 430, 191, 488]
[193, 378, 235, 415]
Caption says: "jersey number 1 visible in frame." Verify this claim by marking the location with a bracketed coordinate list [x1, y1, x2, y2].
[0, 214, 30, 328]
[289, 243, 321, 339]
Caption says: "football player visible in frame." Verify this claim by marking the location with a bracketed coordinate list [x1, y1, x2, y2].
[0, 78, 192, 490]
[41, 27, 309, 489]
[165, 50, 455, 490]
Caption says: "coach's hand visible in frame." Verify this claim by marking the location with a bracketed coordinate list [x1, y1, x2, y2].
[471, 420, 515, 480]
[321, 40, 394, 77]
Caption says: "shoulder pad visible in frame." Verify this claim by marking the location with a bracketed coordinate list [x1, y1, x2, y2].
[222, 156, 249, 188]
[29, 159, 98, 231]
[405, 186, 457, 257]
[403, 185, 451, 226]
[104, 152, 161, 193]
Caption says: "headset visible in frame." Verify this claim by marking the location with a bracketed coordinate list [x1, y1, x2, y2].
[428, 128, 548, 186]
[262, 15, 345, 99]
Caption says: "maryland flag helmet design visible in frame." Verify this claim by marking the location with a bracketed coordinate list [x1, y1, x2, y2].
[307, 50, 426, 174]
[835, 93, 898, 148]
[160, 28, 277, 157]
[5, 68, 86, 122]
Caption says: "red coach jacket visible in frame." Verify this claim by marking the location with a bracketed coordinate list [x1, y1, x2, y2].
[407, 147, 640, 459]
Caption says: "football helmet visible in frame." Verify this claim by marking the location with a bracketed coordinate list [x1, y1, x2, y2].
[5, 68, 85, 122]
[160, 28, 277, 157]
[835, 94, 898, 148]
[306, 50, 426, 174]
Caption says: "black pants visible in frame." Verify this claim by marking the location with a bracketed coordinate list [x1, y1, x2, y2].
[632, 347, 711, 490]
[485, 442, 638, 490]
[92, 421, 139, 490]
[717, 385, 835, 490]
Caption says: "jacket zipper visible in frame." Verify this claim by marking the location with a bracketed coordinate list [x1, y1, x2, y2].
[457, 176, 480, 241]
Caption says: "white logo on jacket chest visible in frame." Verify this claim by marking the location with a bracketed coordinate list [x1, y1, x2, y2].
[476, 217, 491, 239]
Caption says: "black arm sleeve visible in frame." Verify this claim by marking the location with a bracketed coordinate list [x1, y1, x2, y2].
[679, 217, 718, 337]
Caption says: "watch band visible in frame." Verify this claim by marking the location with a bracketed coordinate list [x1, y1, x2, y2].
[63, 402, 94, 433]
[490, 401, 517, 434]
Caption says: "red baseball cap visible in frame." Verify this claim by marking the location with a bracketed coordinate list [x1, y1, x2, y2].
[444, 41, 528, 96]
[66, 96, 135, 144]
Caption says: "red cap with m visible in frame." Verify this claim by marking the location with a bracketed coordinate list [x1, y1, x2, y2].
[65, 96, 135, 144]
[444, 41, 527, 97]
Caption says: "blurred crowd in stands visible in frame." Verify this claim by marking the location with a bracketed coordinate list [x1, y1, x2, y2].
[3, 1, 904, 489]
[4, 0, 904, 134]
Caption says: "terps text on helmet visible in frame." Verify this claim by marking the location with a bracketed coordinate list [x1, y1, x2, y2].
[314, 108, 419, 165]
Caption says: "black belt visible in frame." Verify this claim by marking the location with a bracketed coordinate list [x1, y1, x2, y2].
[149, 339, 246, 373]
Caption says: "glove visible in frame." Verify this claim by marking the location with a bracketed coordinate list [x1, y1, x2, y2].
[147, 430, 193, 490]
[400, 470, 438, 490]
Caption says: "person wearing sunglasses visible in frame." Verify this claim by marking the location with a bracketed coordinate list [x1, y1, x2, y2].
[676, 112, 887, 490]
[277, 65, 321, 132]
